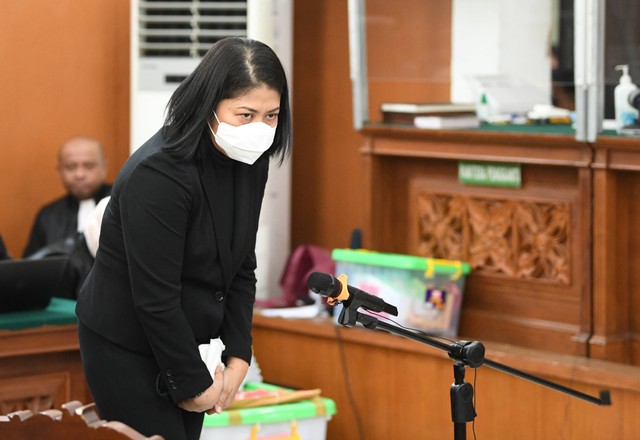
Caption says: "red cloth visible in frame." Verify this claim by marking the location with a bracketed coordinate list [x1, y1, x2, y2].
[254, 245, 335, 308]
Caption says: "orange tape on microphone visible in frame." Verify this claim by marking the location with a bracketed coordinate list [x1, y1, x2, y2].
[327, 274, 350, 306]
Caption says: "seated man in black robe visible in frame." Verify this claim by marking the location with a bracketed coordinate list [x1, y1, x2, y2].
[24, 136, 111, 257]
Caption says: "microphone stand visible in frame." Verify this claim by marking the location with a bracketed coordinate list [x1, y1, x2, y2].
[336, 306, 611, 440]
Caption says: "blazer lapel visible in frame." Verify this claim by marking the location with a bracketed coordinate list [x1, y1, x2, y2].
[200, 155, 233, 292]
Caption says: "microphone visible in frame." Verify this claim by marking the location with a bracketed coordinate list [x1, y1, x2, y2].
[307, 272, 398, 316]
[629, 88, 640, 111]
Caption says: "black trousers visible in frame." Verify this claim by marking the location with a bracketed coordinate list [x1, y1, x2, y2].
[78, 322, 204, 440]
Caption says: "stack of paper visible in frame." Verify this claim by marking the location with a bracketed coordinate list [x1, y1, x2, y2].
[413, 115, 480, 130]
[381, 102, 476, 125]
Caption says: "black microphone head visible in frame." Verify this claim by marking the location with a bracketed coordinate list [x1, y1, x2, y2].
[307, 272, 338, 296]
[629, 88, 640, 111]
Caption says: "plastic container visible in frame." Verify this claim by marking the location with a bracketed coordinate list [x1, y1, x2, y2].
[614, 64, 639, 133]
[331, 249, 471, 337]
[202, 382, 336, 440]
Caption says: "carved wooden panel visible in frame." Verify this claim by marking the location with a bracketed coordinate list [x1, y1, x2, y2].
[0, 373, 68, 414]
[413, 189, 571, 285]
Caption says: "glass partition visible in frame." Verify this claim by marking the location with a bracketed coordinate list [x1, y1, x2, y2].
[600, 0, 640, 137]
[349, 0, 640, 140]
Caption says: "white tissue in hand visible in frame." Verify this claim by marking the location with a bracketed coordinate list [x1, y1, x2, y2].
[198, 338, 225, 379]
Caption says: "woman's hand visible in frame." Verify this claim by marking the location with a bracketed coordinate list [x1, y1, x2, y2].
[177, 364, 224, 413]
[207, 356, 249, 414]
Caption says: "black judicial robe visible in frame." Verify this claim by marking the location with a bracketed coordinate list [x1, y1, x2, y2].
[23, 184, 112, 257]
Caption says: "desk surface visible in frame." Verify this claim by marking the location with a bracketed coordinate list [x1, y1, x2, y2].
[0, 298, 77, 330]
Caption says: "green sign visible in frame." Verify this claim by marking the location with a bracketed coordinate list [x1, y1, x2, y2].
[458, 161, 522, 188]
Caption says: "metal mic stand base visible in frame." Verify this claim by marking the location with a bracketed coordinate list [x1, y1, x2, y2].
[339, 309, 479, 439]
[451, 362, 476, 440]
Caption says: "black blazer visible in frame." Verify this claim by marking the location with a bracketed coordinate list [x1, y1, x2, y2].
[76, 130, 269, 403]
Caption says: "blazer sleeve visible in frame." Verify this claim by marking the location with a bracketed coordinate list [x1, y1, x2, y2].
[221, 250, 258, 363]
[119, 159, 212, 404]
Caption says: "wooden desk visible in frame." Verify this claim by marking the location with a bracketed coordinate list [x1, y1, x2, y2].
[252, 314, 640, 440]
[0, 299, 91, 414]
[359, 125, 593, 358]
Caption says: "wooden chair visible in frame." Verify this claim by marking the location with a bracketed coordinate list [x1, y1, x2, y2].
[0, 401, 164, 440]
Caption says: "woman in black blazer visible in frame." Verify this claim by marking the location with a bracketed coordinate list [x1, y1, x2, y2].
[75, 37, 292, 440]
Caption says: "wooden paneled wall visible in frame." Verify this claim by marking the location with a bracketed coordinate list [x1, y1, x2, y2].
[0, 1, 130, 257]
[290, 0, 368, 251]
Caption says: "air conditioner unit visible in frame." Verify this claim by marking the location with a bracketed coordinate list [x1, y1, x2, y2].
[131, 0, 293, 301]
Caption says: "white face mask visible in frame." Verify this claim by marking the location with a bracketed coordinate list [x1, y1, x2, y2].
[208, 113, 277, 165]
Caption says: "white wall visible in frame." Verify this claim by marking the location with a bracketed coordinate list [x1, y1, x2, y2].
[451, 0, 553, 106]
[247, 0, 293, 301]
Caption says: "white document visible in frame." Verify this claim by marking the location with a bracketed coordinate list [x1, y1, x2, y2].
[470, 74, 550, 115]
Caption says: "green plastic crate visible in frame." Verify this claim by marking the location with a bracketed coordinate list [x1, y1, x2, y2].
[202, 382, 336, 440]
[332, 249, 471, 337]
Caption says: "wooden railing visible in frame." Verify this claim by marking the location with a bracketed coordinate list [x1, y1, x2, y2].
[0, 401, 163, 440]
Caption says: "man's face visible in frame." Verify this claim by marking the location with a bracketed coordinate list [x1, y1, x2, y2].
[58, 139, 106, 201]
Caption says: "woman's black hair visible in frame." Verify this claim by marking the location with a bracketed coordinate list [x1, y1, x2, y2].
[162, 37, 292, 164]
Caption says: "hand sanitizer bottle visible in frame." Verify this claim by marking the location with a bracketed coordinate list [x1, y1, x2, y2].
[614, 65, 639, 133]
[476, 92, 490, 124]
